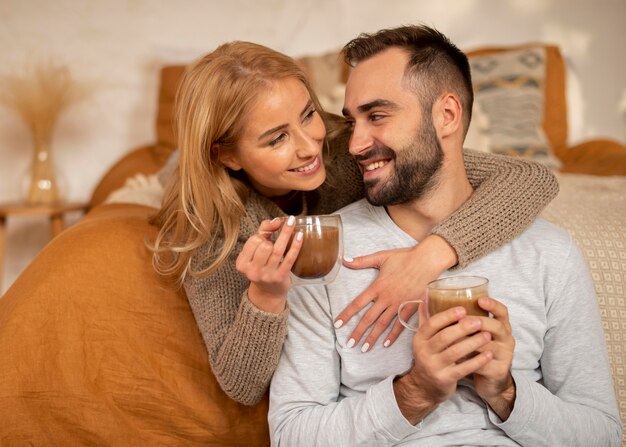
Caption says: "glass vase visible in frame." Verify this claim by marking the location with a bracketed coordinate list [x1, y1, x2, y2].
[25, 138, 63, 205]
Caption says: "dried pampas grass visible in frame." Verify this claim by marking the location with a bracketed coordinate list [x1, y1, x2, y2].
[0, 61, 89, 146]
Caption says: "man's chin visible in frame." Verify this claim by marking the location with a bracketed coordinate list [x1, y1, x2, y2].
[364, 187, 390, 207]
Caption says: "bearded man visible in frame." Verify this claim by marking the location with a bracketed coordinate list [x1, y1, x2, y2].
[268, 24, 621, 446]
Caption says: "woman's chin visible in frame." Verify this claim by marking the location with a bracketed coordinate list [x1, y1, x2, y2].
[304, 170, 326, 190]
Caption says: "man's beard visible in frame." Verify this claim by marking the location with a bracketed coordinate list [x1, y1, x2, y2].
[357, 120, 444, 207]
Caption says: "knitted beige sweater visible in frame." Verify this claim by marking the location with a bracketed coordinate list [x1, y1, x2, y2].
[184, 145, 558, 406]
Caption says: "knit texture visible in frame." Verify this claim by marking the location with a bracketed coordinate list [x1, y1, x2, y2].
[433, 150, 559, 267]
[184, 139, 559, 405]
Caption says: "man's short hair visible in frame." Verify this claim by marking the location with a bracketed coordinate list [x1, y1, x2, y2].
[343, 24, 474, 135]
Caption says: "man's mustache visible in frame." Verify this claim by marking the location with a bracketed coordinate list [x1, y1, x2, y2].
[353, 143, 396, 163]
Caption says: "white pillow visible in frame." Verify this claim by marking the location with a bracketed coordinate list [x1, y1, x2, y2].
[105, 173, 164, 209]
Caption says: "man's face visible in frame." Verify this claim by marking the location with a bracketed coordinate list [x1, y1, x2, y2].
[342, 47, 443, 206]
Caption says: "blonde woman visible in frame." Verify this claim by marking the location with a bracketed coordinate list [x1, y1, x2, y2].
[150, 41, 558, 405]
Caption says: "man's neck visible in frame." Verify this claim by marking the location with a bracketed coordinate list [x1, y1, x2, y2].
[386, 157, 473, 242]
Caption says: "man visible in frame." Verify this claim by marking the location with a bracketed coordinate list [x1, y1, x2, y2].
[268, 25, 622, 446]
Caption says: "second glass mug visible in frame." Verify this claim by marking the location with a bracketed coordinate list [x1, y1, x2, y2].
[273, 214, 344, 286]
[398, 276, 490, 331]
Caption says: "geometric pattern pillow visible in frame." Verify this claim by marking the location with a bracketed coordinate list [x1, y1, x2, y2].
[469, 47, 562, 169]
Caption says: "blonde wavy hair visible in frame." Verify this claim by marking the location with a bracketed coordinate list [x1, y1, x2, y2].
[149, 41, 329, 286]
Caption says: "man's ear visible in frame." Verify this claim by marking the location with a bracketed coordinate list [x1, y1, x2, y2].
[215, 144, 242, 171]
[434, 94, 462, 138]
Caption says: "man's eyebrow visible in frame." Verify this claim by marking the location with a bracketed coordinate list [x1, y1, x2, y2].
[342, 99, 399, 117]
[258, 100, 314, 141]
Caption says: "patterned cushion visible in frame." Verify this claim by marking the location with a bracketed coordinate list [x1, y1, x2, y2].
[468, 47, 563, 169]
[541, 173, 626, 427]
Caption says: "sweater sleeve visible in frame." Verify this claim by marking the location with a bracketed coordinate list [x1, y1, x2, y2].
[184, 228, 289, 406]
[431, 151, 559, 267]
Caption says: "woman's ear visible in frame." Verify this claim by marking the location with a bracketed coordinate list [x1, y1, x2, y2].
[215, 144, 242, 171]
[434, 93, 462, 138]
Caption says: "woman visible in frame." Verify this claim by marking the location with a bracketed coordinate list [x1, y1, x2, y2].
[150, 41, 558, 405]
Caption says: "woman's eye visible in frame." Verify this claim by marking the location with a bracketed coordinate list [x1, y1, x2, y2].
[270, 133, 287, 147]
[303, 109, 317, 122]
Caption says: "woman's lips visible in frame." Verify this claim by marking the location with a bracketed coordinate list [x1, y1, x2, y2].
[290, 156, 321, 175]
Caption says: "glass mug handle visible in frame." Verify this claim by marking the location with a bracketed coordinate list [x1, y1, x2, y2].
[397, 300, 424, 332]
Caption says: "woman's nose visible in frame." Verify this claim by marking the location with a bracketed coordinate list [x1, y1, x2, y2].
[295, 128, 321, 158]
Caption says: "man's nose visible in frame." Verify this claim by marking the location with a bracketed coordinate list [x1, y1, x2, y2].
[348, 122, 373, 156]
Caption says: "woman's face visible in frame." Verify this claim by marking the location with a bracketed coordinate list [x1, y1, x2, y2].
[219, 77, 327, 197]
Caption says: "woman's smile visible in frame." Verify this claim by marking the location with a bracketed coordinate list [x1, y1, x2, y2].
[289, 155, 321, 175]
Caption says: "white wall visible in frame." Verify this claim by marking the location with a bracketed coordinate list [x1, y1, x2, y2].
[1, 0, 625, 294]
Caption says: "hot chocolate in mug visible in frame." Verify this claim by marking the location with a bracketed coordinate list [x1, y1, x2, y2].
[398, 275, 489, 331]
[274, 214, 343, 286]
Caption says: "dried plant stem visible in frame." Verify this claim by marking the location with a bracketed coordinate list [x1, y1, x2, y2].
[0, 61, 87, 204]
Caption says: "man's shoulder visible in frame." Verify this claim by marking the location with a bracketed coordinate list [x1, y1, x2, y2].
[510, 217, 574, 258]
[523, 218, 571, 242]
[335, 198, 373, 220]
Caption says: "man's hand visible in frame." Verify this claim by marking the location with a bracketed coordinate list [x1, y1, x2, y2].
[393, 304, 493, 424]
[337, 235, 458, 351]
[473, 297, 516, 421]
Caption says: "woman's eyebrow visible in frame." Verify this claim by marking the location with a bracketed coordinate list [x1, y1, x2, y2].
[258, 100, 315, 141]
[258, 124, 288, 141]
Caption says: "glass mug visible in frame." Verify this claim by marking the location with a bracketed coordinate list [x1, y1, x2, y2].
[273, 214, 344, 286]
[398, 276, 490, 331]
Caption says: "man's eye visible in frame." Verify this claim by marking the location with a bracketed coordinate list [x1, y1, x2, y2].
[270, 133, 287, 146]
[345, 120, 355, 129]
[370, 114, 384, 122]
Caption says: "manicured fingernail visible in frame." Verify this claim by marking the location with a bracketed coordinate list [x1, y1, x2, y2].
[296, 231, 303, 241]
[347, 338, 355, 348]
[383, 339, 391, 348]
[343, 256, 353, 262]
[334, 319, 343, 329]
[271, 217, 280, 223]
[361, 342, 370, 353]
[287, 215, 295, 226]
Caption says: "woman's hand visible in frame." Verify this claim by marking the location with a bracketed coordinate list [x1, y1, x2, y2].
[236, 216, 302, 313]
[336, 235, 458, 351]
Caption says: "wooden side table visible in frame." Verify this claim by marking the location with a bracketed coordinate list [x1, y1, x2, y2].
[0, 202, 88, 293]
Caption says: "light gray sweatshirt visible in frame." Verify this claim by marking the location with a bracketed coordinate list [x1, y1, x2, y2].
[269, 199, 622, 446]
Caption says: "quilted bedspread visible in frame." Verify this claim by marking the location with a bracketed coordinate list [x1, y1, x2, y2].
[541, 172, 626, 429]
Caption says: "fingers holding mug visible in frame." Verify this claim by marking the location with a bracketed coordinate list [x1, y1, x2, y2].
[267, 215, 298, 268]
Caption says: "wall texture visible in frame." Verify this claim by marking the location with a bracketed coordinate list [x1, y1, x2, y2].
[1, 0, 625, 293]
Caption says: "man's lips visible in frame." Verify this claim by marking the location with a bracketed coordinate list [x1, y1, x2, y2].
[355, 144, 396, 175]
[362, 159, 391, 172]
